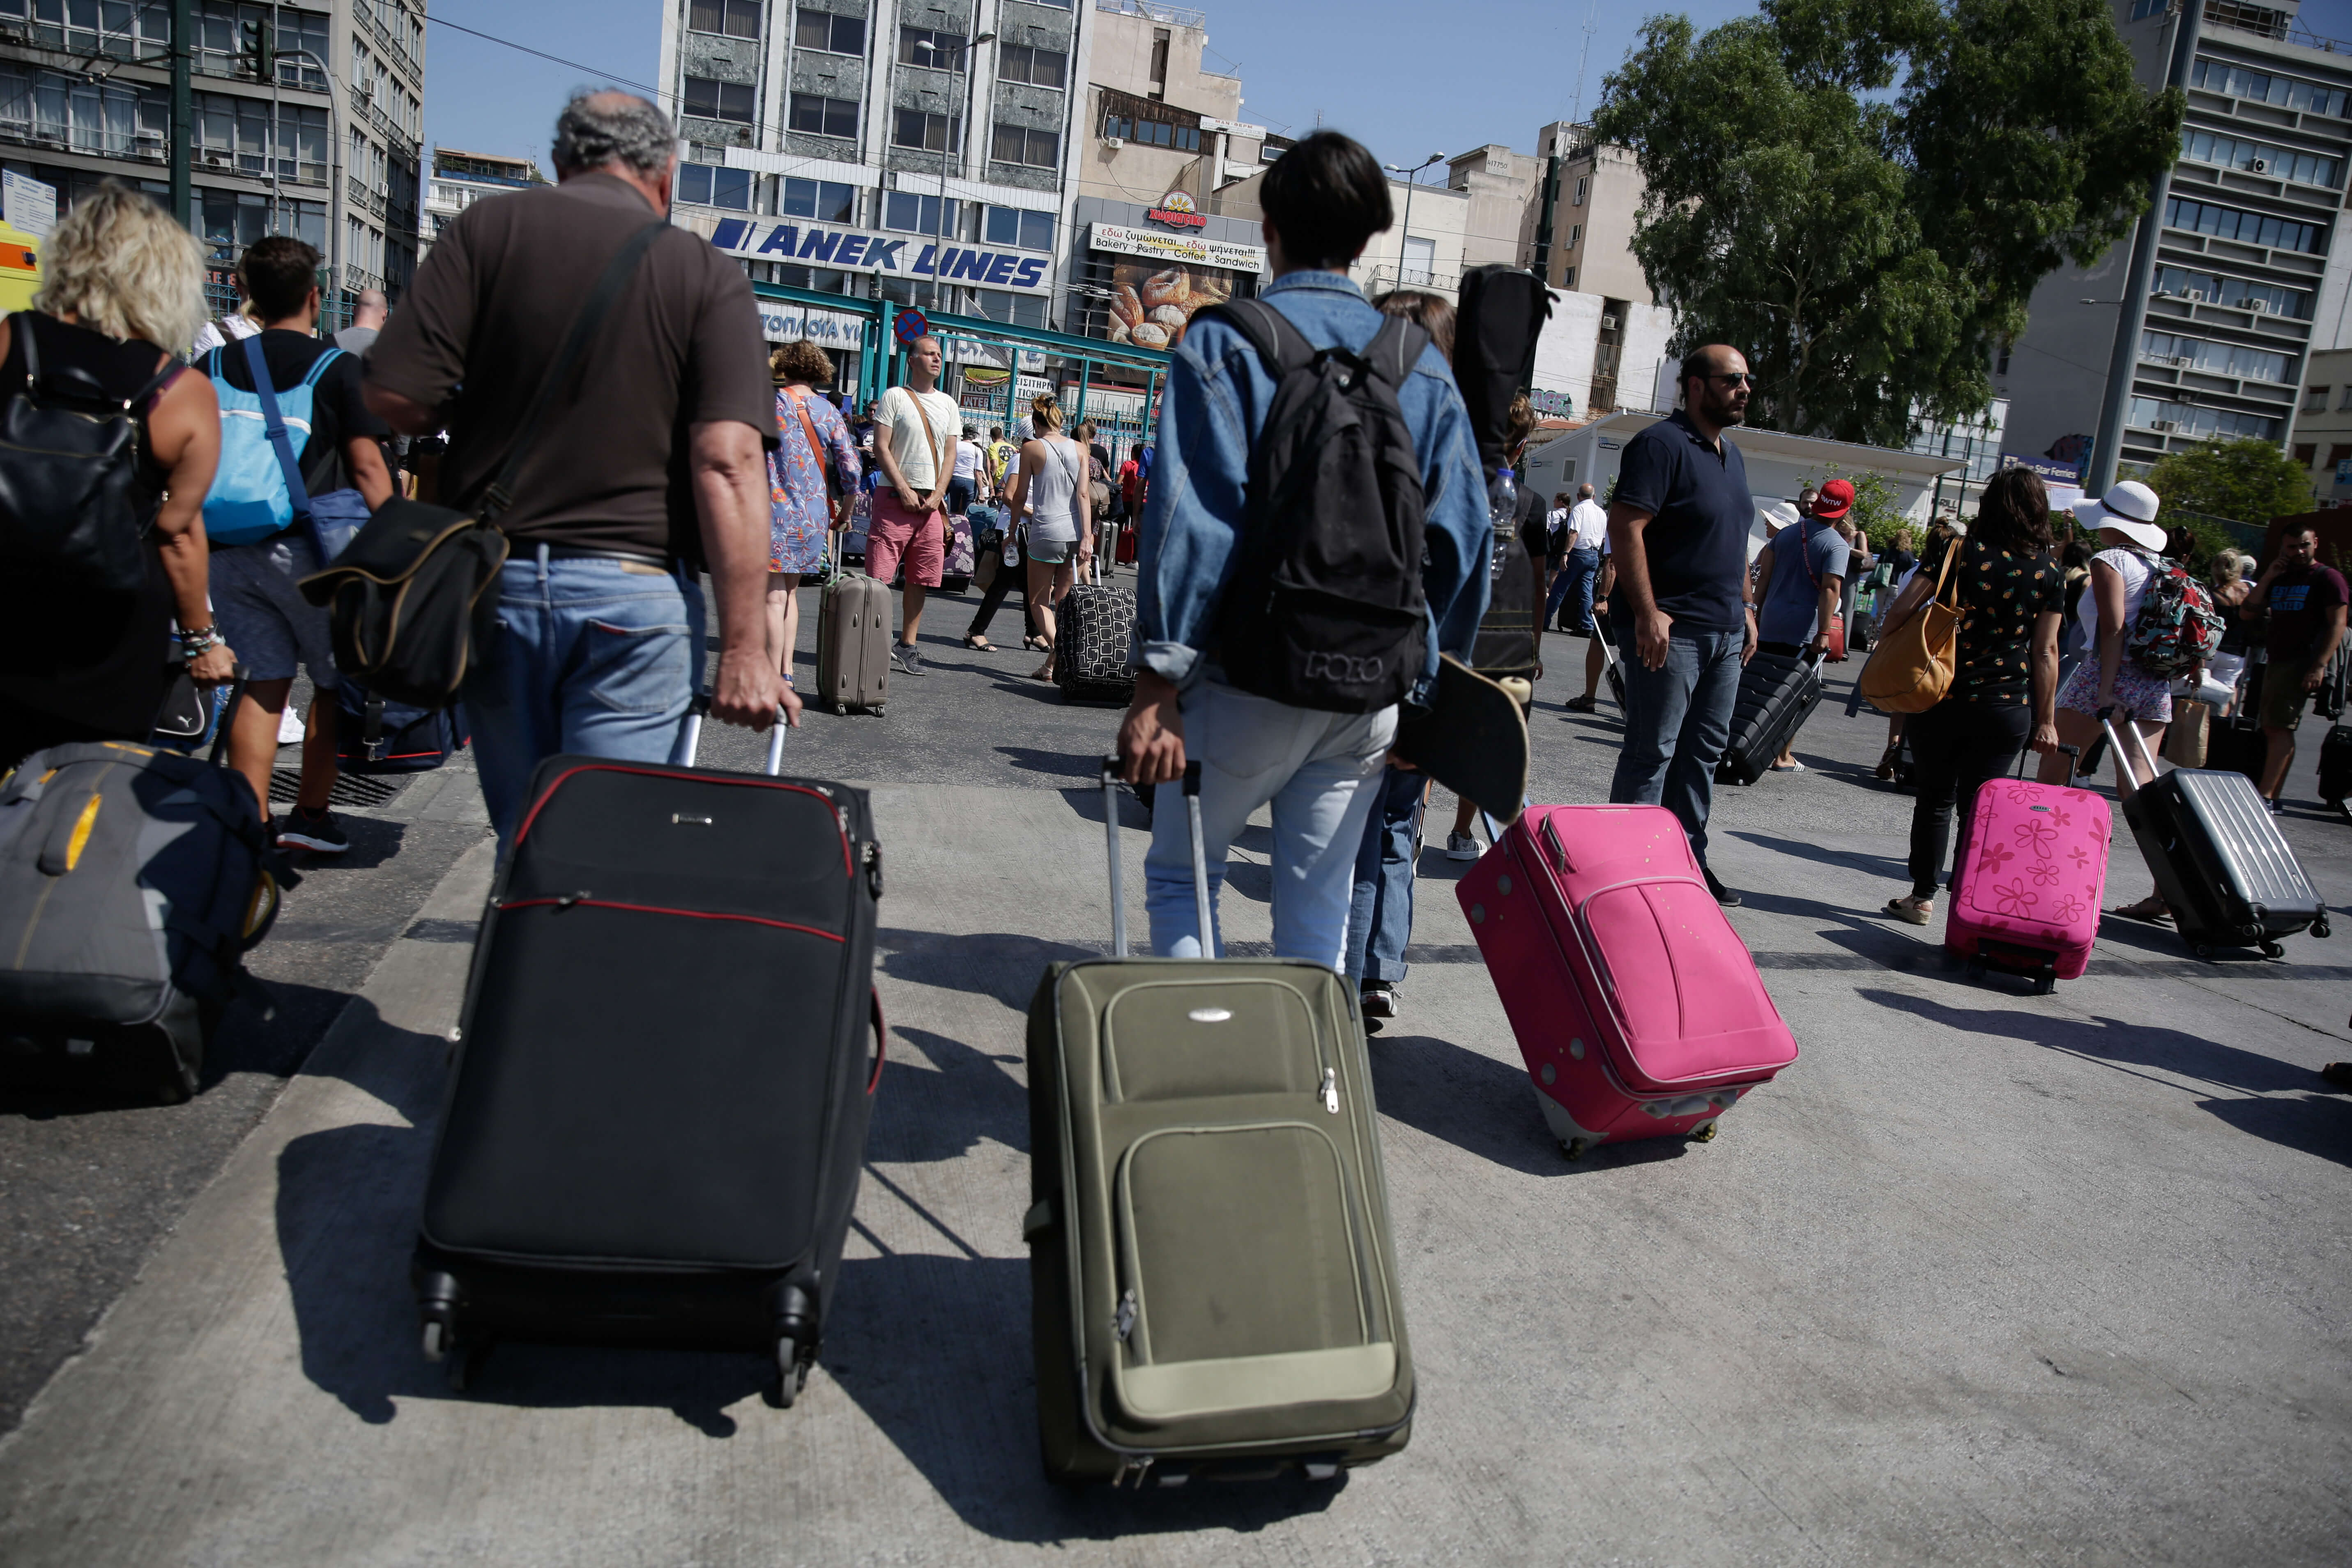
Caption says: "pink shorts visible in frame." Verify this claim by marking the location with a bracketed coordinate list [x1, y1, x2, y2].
[866, 491, 945, 587]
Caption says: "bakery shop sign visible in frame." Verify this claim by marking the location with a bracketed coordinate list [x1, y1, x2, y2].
[1088, 221, 1266, 275]
[1146, 190, 1207, 229]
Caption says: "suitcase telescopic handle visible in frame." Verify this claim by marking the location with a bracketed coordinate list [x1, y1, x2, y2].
[1100, 755, 1128, 959]
[2013, 741, 2082, 786]
[208, 663, 251, 769]
[677, 694, 789, 774]
[1183, 760, 1214, 958]
[2095, 705, 2159, 799]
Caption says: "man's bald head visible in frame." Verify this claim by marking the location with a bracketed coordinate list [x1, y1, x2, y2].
[352, 288, 388, 329]
[1679, 343, 1752, 432]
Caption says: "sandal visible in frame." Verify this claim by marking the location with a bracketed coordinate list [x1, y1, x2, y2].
[962, 635, 994, 652]
[1883, 896, 1933, 926]
[1564, 694, 1597, 714]
[1876, 743, 1902, 780]
[1024, 635, 1049, 652]
[2113, 896, 2171, 925]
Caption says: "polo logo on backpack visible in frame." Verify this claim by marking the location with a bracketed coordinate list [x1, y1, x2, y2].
[202, 340, 342, 546]
[1198, 299, 1430, 713]
[0, 311, 177, 596]
[2127, 554, 2225, 678]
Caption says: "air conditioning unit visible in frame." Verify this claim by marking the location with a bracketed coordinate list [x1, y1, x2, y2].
[2172, 353, 2196, 366]
[1104, 136, 1123, 149]
[2151, 419, 2180, 432]
[2184, 288, 2207, 302]
[2250, 297, 2270, 313]
[1600, 314, 1620, 329]
[2251, 157, 2271, 173]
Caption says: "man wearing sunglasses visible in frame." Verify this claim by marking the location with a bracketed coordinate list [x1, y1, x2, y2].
[1605, 345, 1760, 906]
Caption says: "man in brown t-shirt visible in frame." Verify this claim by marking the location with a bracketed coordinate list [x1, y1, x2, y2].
[363, 90, 788, 840]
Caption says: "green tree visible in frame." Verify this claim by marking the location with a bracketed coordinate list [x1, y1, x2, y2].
[1591, 0, 2180, 447]
[2143, 437, 2311, 530]
[1799, 463, 1908, 547]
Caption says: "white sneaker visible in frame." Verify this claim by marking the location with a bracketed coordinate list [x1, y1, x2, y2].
[1445, 831, 1480, 861]
[277, 705, 306, 744]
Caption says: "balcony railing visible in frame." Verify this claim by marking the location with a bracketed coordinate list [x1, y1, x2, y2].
[1094, 0, 1206, 28]
[2203, 0, 2352, 53]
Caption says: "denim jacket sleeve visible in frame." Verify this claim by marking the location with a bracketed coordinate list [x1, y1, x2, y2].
[1133, 318, 1257, 690]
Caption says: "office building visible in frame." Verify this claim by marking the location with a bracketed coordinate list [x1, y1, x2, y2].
[0, 0, 424, 309]
[422, 147, 547, 260]
[1997, 0, 2352, 475]
[661, 0, 1105, 340]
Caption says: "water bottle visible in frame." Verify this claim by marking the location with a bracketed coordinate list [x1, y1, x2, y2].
[1488, 467, 1518, 579]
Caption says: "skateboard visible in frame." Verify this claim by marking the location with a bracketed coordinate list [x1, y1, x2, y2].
[1392, 653, 1530, 823]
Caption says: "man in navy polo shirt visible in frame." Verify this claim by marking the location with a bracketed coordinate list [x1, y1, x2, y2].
[1606, 345, 1759, 905]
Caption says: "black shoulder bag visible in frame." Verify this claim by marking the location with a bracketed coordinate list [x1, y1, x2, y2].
[299, 221, 667, 708]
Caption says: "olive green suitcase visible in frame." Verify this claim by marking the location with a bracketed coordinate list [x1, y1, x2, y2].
[1023, 760, 1414, 1486]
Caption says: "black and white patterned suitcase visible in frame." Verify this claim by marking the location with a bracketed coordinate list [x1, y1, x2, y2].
[1055, 564, 1137, 705]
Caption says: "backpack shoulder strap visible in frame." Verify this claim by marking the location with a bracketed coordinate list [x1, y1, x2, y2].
[299, 345, 345, 388]
[1192, 298, 1315, 378]
[238, 332, 312, 523]
[1360, 313, 1430, 391]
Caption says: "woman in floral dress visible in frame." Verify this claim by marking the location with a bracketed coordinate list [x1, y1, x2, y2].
[766, 340, 861, 686]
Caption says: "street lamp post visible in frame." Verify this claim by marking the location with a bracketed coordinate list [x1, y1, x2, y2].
[275, 46, 345, 317]
[931, 21, 995, 313]
[1382, 152, 1445, 288]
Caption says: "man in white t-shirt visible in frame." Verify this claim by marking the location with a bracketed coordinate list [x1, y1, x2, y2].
[950, 425, 983, 513]
[1546, 481, 1610, 633]
[869, 335, 962, 675]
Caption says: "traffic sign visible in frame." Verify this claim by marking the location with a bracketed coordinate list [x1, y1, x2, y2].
[894, 306, 931, 345]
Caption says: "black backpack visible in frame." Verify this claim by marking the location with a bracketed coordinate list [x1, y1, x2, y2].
[0, 312, 177, 598]
[1198, 299, 1430, 713]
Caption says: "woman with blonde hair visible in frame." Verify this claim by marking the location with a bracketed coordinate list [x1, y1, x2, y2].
[764, 339, 859, 686]
[2207, 547, 2256, 712]
[0, 180, 230, 770]
[999, 393, 1093, 681]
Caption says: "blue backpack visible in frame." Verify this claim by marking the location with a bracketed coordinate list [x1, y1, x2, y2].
[201, 336, 345, 547]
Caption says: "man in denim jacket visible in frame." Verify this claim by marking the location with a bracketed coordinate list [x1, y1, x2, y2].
[1116, 131, 1490, 966]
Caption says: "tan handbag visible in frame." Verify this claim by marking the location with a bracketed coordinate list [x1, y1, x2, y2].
[1859, 544, 1961, 714]
[2166, 698, 2211, 767]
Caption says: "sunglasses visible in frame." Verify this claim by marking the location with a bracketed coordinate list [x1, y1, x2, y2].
[1705, 372, 1756, 387]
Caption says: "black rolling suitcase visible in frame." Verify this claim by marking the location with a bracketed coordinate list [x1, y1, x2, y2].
[1055, 560, 1137, 705]
[2320, 723, 2352, 816]
[412, 714, 884, 1405]
[1718, 648, 1827, 784]
[2099, 710, 2330, 959]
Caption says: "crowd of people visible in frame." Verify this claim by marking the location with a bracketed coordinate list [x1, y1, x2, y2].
[0, 96, 2344, 1040]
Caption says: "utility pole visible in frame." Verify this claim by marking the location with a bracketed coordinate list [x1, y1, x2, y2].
[2087, 0, 2203, 498]
[169, 0, 192, 229]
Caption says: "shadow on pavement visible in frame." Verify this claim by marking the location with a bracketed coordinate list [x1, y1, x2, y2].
[824, 1248, 1347, 1544]
[1727, 829, 1908, 882]
[1367, 1032, 1578, 1177]
[872, 1025, 1029, 1161]
[274, 1000, 774, 1434]
[879, 928, 1095, 1011]
[0, 977, 350, 1117]
[1852, 986, 2352, 1167]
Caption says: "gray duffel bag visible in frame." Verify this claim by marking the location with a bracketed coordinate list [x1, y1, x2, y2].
[0, 736, 291, 1101]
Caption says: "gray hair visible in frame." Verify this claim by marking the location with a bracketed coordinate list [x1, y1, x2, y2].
[552, 92, 675, 179]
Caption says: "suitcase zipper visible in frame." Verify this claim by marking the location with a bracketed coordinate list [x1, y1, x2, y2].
[1319, 1066, 1339, 1114]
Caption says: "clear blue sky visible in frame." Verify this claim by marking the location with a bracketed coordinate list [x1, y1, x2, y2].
[421, 0, 2352, 182]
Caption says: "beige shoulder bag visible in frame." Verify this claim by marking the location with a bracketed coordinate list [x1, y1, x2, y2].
[1859, 543, 1962, 714]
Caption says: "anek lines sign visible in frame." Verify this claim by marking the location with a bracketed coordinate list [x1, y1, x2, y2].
[708, 217, 1051, 295]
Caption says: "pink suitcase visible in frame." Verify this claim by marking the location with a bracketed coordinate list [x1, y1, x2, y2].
[1944, 759, 2111, 991]
[1457, 805, 1799, 1159]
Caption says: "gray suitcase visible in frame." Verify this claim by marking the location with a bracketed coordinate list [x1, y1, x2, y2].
[0, 679, 290, 1101]
[1024, 760, 1413, 1486]
[816, 565, 891, 716]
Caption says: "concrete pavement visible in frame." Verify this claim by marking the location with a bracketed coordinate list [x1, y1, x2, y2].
[3, 645, 2350, 1561]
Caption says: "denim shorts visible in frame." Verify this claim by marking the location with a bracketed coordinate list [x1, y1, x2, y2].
[208, 530, 338, 688]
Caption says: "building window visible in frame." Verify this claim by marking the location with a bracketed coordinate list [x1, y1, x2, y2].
[2129, 396, 2279, 441]
[781, 177, 857, 223]
[1561, 265, 1575, 290]
[984, 206, 1055, 251]
[794, 8, 864, 53]
[789, 93, 859, 138]
[992, 123, 1060, 167]
[2308, 385, 2331, 410]
[1572, 176, 1588, 206]
[2192, 58, 2350, 119]
[195, 94, 328, 184]
[897, 26, 965, 71]
[1102, 114, 1199, 151]
[2297, 443, 2319, 465]
[2153, 263, 2312, 318]
[998, 44, 1066, 89]
[685, 76, 756, 124]
[893, 109, 960, 152]
[972, 287, 1047, 328]
[2165, 196, 2324, 254]
[202, 188, 324, 262]
[2181, 128, 2342, 189]
[2141, 328, 2290, 384]
[677, 162, 754, 210]
[690, 0, 762, 39]
[2331, 443, 2352, 467]
[1567, 223, 1581, 250]
[884, 191, 960, 235]
[2129, 0, 2164, 18]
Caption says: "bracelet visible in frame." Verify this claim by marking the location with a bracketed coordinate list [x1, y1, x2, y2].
[180, 626, 223, 657]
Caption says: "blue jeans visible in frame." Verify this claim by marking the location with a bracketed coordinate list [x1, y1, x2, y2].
[1146, 679, 1395, 966]
[464, 546, 705, 843]
[1607, 624, 1744, 864]
[1345, 766, 1427, 984]
[1546, 547, 1601, 631]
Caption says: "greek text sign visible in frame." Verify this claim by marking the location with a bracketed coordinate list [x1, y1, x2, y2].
[1089, 221, 1266, 274]
[709, 218, 1052, 295]
[753, 299, 869, 347]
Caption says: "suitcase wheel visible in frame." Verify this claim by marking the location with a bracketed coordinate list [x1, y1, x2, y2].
[446, 1341, 490, 1393]
[832, 701, 848, 716]
[2034, 974, 2057, 995]
[2316, 912, 2333, 939]
[871, 704, 885, 718]
[2262, 939, 2285, 960]
[767, 1335, 808, 1409]
[1690, 1122, 1718, 1144]
[421, 1319, 449, 1363]
[1560, 1137, 1591, 1161]
[2193, 943, 2215, 961]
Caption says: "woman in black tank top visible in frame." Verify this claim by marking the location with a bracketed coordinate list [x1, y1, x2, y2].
[0, 183, 229, 770]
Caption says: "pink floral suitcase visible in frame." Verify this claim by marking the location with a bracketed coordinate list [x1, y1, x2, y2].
[1945, 770, 2111, 991]
[1457, 805, 1799, 1160]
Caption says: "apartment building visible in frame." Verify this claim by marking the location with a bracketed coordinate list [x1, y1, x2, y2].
[1996, 0, 2352, 474]
[421, 147, 546, 259]
[661, 0, 1107, 337]
[0, 0, 424, 306]
[2288, 345, 2352, 502]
